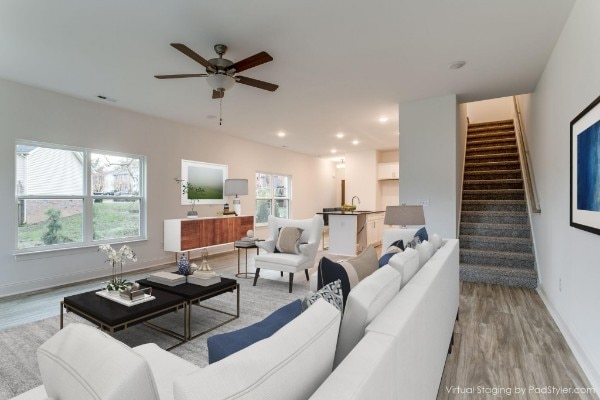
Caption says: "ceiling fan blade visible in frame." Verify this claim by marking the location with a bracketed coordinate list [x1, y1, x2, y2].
[170, 43, 215, 71]
[154, 74, 208, 79]
[227, 51, 273, 73]
[236, 76, 279, 91]
[212, 90, 224, 99]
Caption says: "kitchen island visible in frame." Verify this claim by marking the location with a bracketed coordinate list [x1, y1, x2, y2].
[318, 211, 385, 256]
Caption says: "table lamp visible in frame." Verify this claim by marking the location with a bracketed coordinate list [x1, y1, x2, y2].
[224, 179, 248, 215]
[384, 205, 425, 227]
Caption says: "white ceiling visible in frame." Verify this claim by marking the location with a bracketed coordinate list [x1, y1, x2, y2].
[0, 0, 574, 157]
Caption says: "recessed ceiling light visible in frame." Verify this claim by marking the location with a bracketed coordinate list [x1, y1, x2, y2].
[330, 149, 337, 154]
[277, 131, 286, 137]
[378, 116, 388, 123]
[449, 61, 466, 70]
[336, 132, 345, 138]
[352, 140, 359, 145]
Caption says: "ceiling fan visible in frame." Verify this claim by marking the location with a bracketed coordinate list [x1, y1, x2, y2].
[155, 43, 278, 99]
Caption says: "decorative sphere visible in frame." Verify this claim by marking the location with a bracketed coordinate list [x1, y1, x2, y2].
[247, 229, 254, 238]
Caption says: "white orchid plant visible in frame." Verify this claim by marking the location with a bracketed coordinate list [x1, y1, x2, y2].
[99, 244, 137, 290]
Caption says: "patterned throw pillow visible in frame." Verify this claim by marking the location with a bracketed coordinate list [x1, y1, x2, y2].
[276, 227, 303, 254]
[302, 279, 344, 313]
[317, 245, 378, 307]
[378, 239, 404, 267]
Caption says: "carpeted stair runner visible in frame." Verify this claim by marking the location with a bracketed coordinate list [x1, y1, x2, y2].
[459, 120, 537, 288]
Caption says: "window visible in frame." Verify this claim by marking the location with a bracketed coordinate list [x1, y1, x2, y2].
[255, 172, 291, 224]
[16, 141, 146, 251]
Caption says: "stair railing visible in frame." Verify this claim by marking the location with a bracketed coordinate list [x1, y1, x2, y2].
[512, 96, 541, 213]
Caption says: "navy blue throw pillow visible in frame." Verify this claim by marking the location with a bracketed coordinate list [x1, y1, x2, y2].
[317, 257, 351, 307]
[378, 239, 404, 267]
[207, 299, 302, 364]
[415, 227, 428, 242]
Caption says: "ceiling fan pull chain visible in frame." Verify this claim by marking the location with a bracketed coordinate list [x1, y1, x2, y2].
[219, 98, 223, 126]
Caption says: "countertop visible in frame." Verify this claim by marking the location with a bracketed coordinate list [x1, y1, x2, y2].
[317, 210, 385, 215]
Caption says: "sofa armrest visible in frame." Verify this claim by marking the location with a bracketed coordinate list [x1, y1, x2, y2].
[257, 240, 276, 253]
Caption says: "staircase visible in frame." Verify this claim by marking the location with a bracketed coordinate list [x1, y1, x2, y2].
[459, 119, 537, 289]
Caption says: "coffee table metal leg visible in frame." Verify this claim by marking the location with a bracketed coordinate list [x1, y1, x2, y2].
[60, 301, 64, 329]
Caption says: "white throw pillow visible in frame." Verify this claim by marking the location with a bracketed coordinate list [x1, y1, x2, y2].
[430, 233, 442, 252]
[415, 240, 434, 268]
[388, 248, 420, 287]
[37, 323, 160, 400]
[334, 266, 401, 367]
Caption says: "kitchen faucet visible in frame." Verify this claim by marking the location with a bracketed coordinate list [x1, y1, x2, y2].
[351, 196, 361, 206]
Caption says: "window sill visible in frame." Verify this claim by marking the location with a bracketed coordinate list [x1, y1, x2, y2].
[14, 237, 148, 261]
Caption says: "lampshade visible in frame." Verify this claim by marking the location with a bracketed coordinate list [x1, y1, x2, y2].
[224, 179, 248, 197]
[384, 205, 425, 226]
[207, 74, 235, 91]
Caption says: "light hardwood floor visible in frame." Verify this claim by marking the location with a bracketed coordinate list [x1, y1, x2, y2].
[0, 250, 596, 399]
[439, 282, 597, 400]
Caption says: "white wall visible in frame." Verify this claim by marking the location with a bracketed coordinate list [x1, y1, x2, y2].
[0, 78, 335, 297]
[528, 0, 600, 388]
[467, 96, 514, 123]
[344, 150, 378, 210]
[399, 95, 458, 238]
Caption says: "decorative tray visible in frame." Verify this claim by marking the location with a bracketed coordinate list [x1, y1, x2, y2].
[96, 290, 155, 307]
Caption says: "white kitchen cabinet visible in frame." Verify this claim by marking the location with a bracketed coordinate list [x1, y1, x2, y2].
[365, 212, 385, 247]
[377, 162, 399, 180]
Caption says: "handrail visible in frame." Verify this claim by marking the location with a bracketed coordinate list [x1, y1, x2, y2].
[512, 96, 541, 213]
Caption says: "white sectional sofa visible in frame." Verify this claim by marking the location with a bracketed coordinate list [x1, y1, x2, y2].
[11, 230, 459, 400]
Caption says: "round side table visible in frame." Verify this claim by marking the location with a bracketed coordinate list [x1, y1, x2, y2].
[234, 241, 260, 278]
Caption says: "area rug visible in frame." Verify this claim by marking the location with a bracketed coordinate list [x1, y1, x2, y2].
[0, 273, 309, 400]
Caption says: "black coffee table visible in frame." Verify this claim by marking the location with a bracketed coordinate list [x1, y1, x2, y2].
[137, 276, 239, 340]
[61, 288, 187, 350]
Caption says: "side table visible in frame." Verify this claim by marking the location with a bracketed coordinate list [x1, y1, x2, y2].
[234, 241, 260, 279]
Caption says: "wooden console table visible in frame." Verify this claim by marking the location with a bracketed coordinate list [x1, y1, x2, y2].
[164, 216, 254, 255]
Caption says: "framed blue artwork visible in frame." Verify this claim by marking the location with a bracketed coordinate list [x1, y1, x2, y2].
[571, 94, 600, 235]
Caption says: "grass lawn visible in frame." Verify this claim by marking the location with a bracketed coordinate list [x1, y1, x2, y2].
[18, 201, 140, 249]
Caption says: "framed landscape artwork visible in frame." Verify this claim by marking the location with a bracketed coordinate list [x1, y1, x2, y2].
[570, 94, 600, 235]
[181, 160, 228, 205]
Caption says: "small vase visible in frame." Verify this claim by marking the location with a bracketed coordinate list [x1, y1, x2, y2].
[187, 210, 198, 218]
[178, 252, 190, 276]
[106, 289, 120, 296]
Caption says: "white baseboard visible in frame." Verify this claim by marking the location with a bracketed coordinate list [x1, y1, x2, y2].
[537, 286, 600, 390]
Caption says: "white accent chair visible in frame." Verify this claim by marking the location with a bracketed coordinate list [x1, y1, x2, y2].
[253, 215, 324, 292]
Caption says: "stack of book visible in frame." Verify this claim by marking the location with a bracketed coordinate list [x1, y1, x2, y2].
[187, 274, 221, 286]
[147, 271, 186, 286]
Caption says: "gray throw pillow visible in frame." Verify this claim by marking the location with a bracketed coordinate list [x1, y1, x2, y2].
[276, 226, 303, 254]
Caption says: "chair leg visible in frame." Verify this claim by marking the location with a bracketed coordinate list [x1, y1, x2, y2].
[253, 268, 260, 286]
[280, 271, 283, 277]
[289, 273, 294, 293]
[304, 269, 310, 281]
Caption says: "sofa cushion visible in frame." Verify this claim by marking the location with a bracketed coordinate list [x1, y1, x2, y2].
[207, 300, 302, 364]
[317, 246, 378, 307]
[37, 323, 160, 400]
[275, 227, 303, 254]
[388, 247, 420, 287]
[430, 233, 442, 251]
[133, 343, 200, 400]
[378, 240, 404, 267]
[173, 299, 341, 400]
[302, 279, 344, 312]
[334, 266, 401, 367]
[415, 240, 434, 268]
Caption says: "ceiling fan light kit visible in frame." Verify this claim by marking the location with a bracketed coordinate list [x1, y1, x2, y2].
[207, 74, 235, 92]
[155, 43, 278, 97]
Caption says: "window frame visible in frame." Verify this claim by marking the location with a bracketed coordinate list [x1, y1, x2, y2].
[255, 171, 292, 226]
[15, 140, 147, 254]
